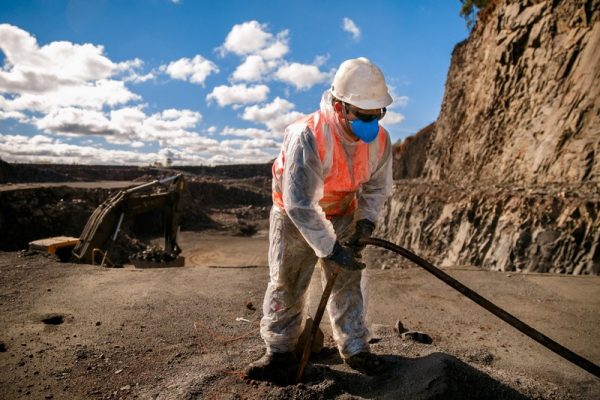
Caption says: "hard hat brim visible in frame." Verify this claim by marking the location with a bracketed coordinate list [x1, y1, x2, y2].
[331, 89, 393, 110]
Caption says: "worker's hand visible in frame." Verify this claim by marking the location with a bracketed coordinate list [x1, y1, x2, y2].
[344, 219, 375, 256]
[326, 241, 366, 271]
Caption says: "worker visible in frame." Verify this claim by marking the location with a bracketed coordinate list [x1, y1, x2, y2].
[245, 57, 394, 381]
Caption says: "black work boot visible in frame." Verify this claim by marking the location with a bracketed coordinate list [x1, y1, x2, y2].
[244, 352, 297, 385]
[345, 351, 387, 375]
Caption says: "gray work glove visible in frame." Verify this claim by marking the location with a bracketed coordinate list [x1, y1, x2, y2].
[345, 219, 376, 256]
[326, 241, 366, 271]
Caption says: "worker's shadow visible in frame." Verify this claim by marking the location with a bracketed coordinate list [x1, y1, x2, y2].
[310, 351, 529, 399]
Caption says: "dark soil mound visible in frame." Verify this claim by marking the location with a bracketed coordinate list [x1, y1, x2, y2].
[0, 159, 73, 183]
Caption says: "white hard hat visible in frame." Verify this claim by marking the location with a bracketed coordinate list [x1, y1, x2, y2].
[330, 57, 393, 110]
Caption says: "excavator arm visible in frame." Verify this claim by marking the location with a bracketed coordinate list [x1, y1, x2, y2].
[71, 174, 185, 265]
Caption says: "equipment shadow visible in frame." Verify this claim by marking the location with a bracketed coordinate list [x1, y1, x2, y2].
[314, 352, 529, 400]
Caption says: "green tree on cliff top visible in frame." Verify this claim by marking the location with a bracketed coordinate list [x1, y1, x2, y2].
[460, 0, 490, 28]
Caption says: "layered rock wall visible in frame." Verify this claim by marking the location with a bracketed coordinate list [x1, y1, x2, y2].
[379, 181, 599, 274]
[425, 0, 599, 184]
[383, 0, 600, 274]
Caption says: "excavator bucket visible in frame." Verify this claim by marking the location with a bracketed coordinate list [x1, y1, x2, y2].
[29, 236, 79, 262]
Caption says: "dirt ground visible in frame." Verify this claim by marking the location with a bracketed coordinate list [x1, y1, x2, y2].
[1, 228, 599, 400]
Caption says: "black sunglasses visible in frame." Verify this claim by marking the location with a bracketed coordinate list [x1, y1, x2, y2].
[344, 103, 386, 122]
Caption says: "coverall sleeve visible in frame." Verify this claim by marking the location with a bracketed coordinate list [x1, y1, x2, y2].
[355, 133, 393, 223]
[282, 128, 337, 258]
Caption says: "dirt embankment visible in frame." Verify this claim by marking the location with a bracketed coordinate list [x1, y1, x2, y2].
[0, 162, 272, 255]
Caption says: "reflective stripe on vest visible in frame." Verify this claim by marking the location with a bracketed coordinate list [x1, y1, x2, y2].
[272, 111, 387, 217]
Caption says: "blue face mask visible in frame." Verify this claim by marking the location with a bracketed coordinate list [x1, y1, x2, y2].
[350, 119, 379, 143]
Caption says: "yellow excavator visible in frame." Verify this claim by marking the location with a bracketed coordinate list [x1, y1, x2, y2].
[29, 174, 185, 267]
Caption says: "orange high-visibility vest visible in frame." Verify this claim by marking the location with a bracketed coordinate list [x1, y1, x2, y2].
[272, 111, 388, 217]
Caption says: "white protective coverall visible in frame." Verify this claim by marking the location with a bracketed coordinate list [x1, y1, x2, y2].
[261, 90, 393, 358]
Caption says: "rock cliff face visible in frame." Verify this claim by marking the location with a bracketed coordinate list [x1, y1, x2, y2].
[392, 123, 435, 180]
[426, 0, 599, 184]
[380, 180, 599, 274]
[384, 0, 600, 274]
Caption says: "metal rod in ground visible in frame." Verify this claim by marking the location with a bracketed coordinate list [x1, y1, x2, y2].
[360, 237, 600, 379]
[296, 262, 341, 383]
[100, 212, 124, 268]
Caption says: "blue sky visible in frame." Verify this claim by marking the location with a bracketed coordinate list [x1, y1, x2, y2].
[0, 0, 468, 165]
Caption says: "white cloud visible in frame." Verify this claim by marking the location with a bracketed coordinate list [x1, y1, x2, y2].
[161, 55, 219, 85]
[0, 24, 287, 165]
[0, 24, 141, 114]
[221, 126, 273, 139]
[108, 106, 146, 135]
[217, 21, 289, 60]
[0, 110, 28, 122]
[387, 85, 409, 108]
[257, 30, 289, 60]
[220, 138, 279, 149]
[113, 108, 205, 146]
[0, 131, 280, 166]
[381, 110, 405, 125]
[2, 80, 140, 113]
[160, 135, 276, 165]
[206, 84, 269, 107]
[393, 95, 409, 108]
[232, 55, 277, 82]
[342, 18, 361, 40]
[242, 97, 305, 135]
[0, 133, 157, 165]
[143, 109, 202, 137]
[31, 104, 206, 148]
[114, 58, 157, 84]
[274, 62, 333, 90]
[124, 71, 156, 83]
[0, 25, 226, 156]
[220, 21, 270, 56]
[0, 25, 114, 93]
[36, 107, 114, 135]
[242, 97, 293, 121]
[205, 154, 232, 164]
[160, 132, 219, 150]
[313, 55, 329, 67]
[0, 24, 147, 94]
[0, 24, 334, 165]
[114, 58, 143, 72]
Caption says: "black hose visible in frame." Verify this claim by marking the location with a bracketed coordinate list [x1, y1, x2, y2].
[361, 237, 600, 379]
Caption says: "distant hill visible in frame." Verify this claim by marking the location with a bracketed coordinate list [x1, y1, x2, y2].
[0, 161, 271, 184]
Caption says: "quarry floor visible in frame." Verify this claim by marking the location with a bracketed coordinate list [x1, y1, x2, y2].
[1, 229, 599, 399]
